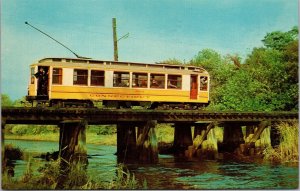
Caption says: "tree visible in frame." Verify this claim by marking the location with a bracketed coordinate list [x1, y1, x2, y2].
[215, 69, 273, 111]
[190, 49, 236, 110]
[159, 58, 184, 65]
[206, 26, 298, 111]
[283, 40, 298, 84]
[190, 49, 222, 71]
[215, 26, 299, 111]
[1, 94, 13, 107]
[262, 26, 298, 51]
[13, 96, 29, 107]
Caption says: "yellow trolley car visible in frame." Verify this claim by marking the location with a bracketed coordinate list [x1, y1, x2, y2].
[26, 58, 210, 109]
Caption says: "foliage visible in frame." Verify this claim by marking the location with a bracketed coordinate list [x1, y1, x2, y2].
[8, 125, 58, 135]
[159, 58, 184, 65]
[156, 123, 174, 144]
[88, 125, 117, 135]
[191, 27, 298, 111]
[2, 159, 139, 190]
[264, 122, 298, 163]
[63, 162, 89, 189]
[108, 164, 137, 189]
[1, 94, 14, 107]
[262, 26, 298, 51]
[12, 96, 31, 107]
[190, 49, 237, 110]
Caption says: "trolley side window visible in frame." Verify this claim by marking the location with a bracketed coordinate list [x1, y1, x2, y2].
[132, 73, 148, 88]
[73, 69, 88, 85]
[52, 68, 62, 84]
[150, 74, 165, 89]
[91, 70, 105, 86]
[200, 76, 208, 91]
[30, 67, 35, 84]
[167, 75, 182, 89]
[113, 71, 130, 87]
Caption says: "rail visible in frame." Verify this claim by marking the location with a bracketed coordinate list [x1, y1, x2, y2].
[1, 107, 298, 125]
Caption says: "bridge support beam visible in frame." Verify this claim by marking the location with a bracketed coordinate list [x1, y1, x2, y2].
[173, 123, 193, 156]
[192, 123, 208, 158]
[270, 123, 280, 148]
[193, 123, 217, 159]
[247, 121, 271, 155]
[194, 123, 208, 139]
[1, 118, 6, 150]
[117, 123, 137, 163]
[136, 120, 158, 163]
[56, 120, 88, 189]
[2, 118, 6, 174]
[246, 125, 255, 138]
[58, 120, 87, 164]
[220, 122, 244, 153]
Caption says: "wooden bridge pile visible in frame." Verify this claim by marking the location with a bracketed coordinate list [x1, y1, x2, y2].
[1, 107, 298, 164]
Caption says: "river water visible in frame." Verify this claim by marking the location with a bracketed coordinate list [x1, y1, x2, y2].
[5, 139, 299, 189]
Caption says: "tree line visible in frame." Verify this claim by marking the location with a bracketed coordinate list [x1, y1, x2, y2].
[165, 26, 298, 111]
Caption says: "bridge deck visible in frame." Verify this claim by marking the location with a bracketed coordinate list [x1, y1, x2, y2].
[1, 107, 298, 125]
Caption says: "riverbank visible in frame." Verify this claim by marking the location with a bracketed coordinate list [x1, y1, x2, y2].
[4, 123, 174, 145]
[5, 133, 117, 145]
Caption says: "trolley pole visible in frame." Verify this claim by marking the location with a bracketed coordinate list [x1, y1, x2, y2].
[112, 18, 118, 61]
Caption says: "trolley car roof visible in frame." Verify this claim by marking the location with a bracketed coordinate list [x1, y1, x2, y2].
[34, 57, 208, 74]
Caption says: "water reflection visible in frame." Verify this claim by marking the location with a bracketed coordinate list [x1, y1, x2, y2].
[4, 139, 298, 189]
[175, 161, 298, 189]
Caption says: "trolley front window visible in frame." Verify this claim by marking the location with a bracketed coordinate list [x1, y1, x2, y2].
[200, 76, 208, 91]
[30, 67, 35, 84]
[52, 68, 62, 84]
[91, 70, 105, 86]
[73, 69, 88, 85]
[113, 72, 130, 87]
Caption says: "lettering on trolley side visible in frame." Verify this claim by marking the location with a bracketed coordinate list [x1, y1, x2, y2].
[90, 94, 150, 99]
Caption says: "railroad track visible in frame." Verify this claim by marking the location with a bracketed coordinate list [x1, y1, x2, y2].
[2, 107, 298, 125]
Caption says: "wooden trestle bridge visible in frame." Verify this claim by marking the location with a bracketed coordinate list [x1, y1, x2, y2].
[1, 107, 298, 164]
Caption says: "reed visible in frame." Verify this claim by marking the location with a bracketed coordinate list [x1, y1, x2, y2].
[264, 122, 298, 163]
[2, 158, 139, 189]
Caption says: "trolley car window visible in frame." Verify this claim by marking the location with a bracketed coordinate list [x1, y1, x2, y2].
[52, 68, 62, 84]
[132, 73, 148, 88]
[30, 67, 35, 84]
[73, 69, 88, 85]
[113, 72, 129, 87]
[167, 75, 182, 89]
[91, 70, 104, 86]
[150, 74, 165, 89]
[200, 76, 208, 91]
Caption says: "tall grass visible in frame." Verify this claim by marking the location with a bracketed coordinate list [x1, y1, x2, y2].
[2, 158, 139, 189]
[264, 122, 298, 163]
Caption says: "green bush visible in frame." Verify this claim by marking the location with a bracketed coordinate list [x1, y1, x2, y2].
[88, 125, 116, 135]
[10, 125, 58, 135]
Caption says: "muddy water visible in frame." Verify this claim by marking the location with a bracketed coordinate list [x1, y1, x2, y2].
[4, 139, 298, 189]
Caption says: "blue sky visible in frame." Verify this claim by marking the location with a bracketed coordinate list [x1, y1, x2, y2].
[1, 0, 298, 100]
